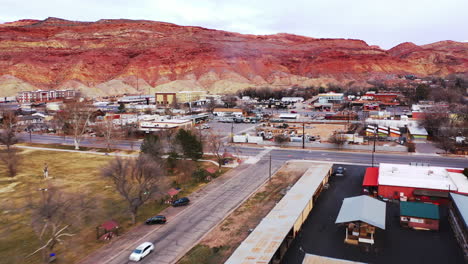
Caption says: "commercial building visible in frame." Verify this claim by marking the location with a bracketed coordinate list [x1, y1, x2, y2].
[117, 95, 154, 104]
[335, 195, 386, 245]
[213, 108, 243, 117]
[225, 164, 333, 264]
[373, 164, 468, 203]
[281, 97, 304, 103]
[449, 193, 468, 260]
[155, 91, 207, 106]
[302, 254, 365, 264]
[155, 92, 176, 106]
[400, 201, 440, 231]
[17, 89, 78, 103]
[139, 119, 192, 132]
[407, 125, 428, 140]
[317, 93, 344, 104]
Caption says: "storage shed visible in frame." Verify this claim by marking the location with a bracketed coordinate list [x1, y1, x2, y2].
[400, 201, 440, 231]
[335, 195, 386, 245]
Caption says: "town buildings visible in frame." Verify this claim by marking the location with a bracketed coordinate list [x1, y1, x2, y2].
[155, 91, 207, 106]
[362, 163, 468, 203]
[17, 89, 78, 103]
[400, 201, 440, 231]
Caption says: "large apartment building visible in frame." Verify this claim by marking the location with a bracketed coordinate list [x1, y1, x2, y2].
[155, 91, 207, 106]
[17, 89, 78, 103]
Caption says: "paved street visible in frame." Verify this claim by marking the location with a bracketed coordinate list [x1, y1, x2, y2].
[79, 148, 283, 264]
[18, 133, 468, 264]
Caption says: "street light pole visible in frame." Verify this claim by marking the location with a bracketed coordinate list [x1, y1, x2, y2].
[372, 127, 377, 167]
[231, 121, 234, 143]
[302, 122, 305, 149]
[269, 153, 272, 181]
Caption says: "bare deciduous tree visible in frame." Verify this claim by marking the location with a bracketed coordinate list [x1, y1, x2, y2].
[274, 134, 290, 146]
[0, 148, 21, 177]
[0, 110, 20, 177]
[102, 155, 165, 224]
[329, 133, 347, 149]
[205, 131, 226, 169]
[56, 101, 95, 150]
[95, 118, 121, 152]
[28, 186, 78, 263]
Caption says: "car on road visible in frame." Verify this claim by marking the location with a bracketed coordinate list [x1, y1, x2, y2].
[145, 215, 167, 225]
[334, 167, 346, 176]
[129, 242, 154, 262]
[172, 197, 190, 207]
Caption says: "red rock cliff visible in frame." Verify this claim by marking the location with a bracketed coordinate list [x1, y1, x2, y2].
[0, 17, 467, 96]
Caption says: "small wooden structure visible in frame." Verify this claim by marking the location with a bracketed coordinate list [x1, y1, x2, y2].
[96, 220, 120, 241]
[335, 195, 386, 246]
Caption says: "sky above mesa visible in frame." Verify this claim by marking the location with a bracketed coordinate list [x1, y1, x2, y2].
[1, 0, 467, 49]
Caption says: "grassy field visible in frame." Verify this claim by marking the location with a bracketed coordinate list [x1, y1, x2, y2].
[0, 149, 220, 264]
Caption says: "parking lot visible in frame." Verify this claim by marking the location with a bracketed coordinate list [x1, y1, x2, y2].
[204, 120, 258, 136]
[281, 164, 464, 264]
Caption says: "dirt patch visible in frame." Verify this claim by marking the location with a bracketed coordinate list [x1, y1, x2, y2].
[178, 161, 312, 264]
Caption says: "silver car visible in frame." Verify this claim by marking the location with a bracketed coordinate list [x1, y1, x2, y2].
[129, 242, 154, 262]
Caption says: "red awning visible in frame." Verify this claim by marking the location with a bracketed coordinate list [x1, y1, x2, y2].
[447, 169, 463, 173]
[363, 167, 379, 187]
[206, 167, 217, 174]
[101, 220, 119, 231]
[167, 188, 181, 196]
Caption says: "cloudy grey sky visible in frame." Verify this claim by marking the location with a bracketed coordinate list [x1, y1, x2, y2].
[1, 0, 467, 49]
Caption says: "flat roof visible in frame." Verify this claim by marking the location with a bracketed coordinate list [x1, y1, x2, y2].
[213, 108, 243, 112]
[335, 195, 386, 229]
[225, 163, 333, 264]
[302, 254, 366, 264]
[400, 201, 440, 220]
[451, 193, 468, 226]
[279, 113, 299, 118]
[407, 125, 428, 136]
[378, 163, 464, 191]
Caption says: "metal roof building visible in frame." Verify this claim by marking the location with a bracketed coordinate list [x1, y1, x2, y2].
[335, 195, 386, 229]
[225, 163, 333, 264]
[302, 254, 366, 264]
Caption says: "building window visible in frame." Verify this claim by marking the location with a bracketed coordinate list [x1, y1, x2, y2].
[409, 218, 424, 223]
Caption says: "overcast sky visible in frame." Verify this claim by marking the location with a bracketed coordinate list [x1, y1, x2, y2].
[1, 0, 467, 49]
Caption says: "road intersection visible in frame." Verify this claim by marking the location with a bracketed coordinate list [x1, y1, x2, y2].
[18, 133, 467, 263]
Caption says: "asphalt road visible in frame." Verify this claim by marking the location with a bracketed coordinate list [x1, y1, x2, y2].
[79, 148, 282, 264]
[18, 133, 467, 264]
[18, 133, 467, 168]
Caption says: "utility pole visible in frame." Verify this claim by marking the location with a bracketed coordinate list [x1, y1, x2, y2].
[269, 154, 272, 181]
[372, 127, 377, 167]
[231, 121, 234, 143]
[302, 122, 305, 149]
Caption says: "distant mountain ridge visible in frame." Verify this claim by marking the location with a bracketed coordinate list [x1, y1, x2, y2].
[0, 17, 467, 96]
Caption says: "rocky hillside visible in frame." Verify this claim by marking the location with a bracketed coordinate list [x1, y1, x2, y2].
[0, 17, 467, 96]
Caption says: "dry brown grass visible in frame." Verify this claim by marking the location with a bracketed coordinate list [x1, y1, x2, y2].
[0, 149, 222, 264]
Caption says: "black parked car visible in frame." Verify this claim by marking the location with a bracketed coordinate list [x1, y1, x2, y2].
[145, 215, 167, 225]
[172, 197, 190, 207]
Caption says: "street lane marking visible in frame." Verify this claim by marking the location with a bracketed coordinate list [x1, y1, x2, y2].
[245, 148, 272, 164]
